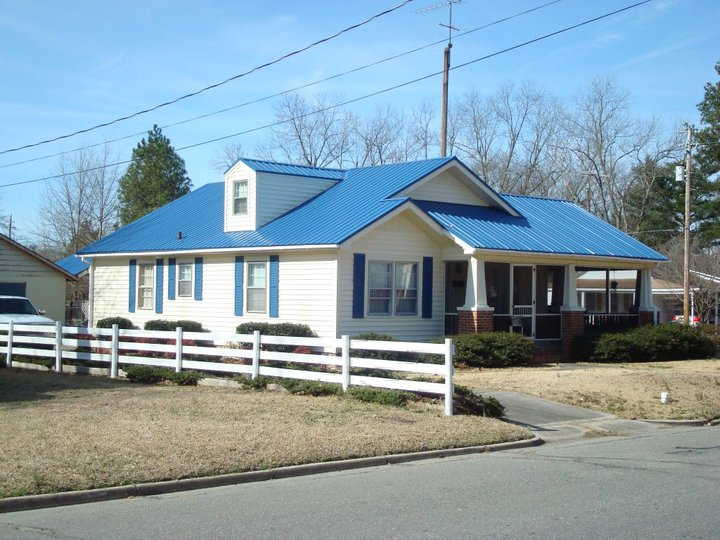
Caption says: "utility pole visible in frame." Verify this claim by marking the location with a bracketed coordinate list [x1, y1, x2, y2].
[683, 125, 693, 325]
[7, 214, 12, 239]
[416, 1, 460, 157]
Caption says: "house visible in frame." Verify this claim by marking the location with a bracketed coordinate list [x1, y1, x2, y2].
[0, 233, 76, 321]
[77, 156, 666, 360]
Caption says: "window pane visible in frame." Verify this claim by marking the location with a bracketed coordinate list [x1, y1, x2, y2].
[368, 261, 392, 315]
[179, 264, 192, 281]
[369, 262, 392, 288]
[369, 298, 391, 314]
[247, 289, 266, 312]
[248, 263, 266, 287]
[234, 181, 247, 197]
[394, 262, 417, 315]
[233, 181, 248, 215]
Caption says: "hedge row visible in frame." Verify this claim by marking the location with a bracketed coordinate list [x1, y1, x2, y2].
[572, 323, 716, 362]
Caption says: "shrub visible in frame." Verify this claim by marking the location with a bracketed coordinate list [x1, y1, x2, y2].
[276, 379, 341, 396]
[352, 332, 418, 362]
[144, 320, 206, 332]
[167, 370, 202, 386]
[453, 385, 505, 418]
[96, 317, 136, 329]
[233, 374, 270, 389]
[346, 386, 412, 407]
[123, 365, 172, 384]
[452, 332, 533, 368]
[580, 323, 715, 362]
[236, 322, 316, 352]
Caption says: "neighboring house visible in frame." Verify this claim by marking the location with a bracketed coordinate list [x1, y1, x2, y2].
[56, 254, 91, 324]
[77, 156, 666, 359]
[0, 233, 76, 322]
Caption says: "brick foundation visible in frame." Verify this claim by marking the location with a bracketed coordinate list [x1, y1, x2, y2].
[561, 309, 586, 362]
[638, 310, 654, 326]
[457, 308, 494, 334]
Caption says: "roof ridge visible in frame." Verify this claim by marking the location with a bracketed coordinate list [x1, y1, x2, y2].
[501, 192, 572, 203]
[239, 157, 346, 173]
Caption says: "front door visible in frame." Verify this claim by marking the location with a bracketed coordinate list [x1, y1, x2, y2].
[511, 265, 535, 338]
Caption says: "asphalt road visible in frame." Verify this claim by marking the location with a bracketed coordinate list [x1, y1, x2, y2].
[2, 426, 718, 539]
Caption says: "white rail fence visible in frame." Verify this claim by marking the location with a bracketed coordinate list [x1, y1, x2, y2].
[0, 322, 455, 415]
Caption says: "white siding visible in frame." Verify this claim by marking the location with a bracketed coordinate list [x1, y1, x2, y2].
[224, 163, 256, 232]
[92, 252, 338, 338]
[0, 242, 67, 321]
[408, 169, 492, 206]
[256, 172, 337, 228]
[338, 212, 446, 341]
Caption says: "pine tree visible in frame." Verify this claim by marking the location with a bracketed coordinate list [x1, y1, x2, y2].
[118, 125, 192, 224]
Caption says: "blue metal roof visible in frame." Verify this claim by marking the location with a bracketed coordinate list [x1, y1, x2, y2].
[232, 158, 345, 180]
[77, 156, 665, 262]
[56, 254, 90, 276]
[414, 196, 666, 261]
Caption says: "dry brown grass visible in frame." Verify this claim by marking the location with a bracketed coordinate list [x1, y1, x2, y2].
[455, 359, 720, 420]
[0, 369, 529, 498]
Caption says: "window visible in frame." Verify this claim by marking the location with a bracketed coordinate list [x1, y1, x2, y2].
[368, 261, 418, 316]
[178, 263, 192, 297]
[247, 262, 267, 312]
[138, 264, 154, 310]
[233, 180, 248, 215]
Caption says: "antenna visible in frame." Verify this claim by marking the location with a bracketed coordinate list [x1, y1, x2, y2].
[416, 1, 462, 157]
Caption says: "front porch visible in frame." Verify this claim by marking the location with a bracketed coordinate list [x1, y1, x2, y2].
[443, 258, 655, 362]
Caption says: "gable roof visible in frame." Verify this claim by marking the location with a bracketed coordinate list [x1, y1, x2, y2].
[77, 156, 665, 262]
[0, 233, 77, 280]
[414, 196, 666, 261]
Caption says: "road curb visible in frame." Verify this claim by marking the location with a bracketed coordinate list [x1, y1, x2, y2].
[640, 418, 717, 427]
[0, 436, 542, 514]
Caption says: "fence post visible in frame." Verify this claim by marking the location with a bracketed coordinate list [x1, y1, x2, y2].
[444, 338, 454, 416]
[7, 321, 14, 368]
[251, 330, 260, 379]
[55, 321, 63, 373]
[175, 326, 183, 373]
[110, 324, 119, 379]
[341, 335, 351, 391]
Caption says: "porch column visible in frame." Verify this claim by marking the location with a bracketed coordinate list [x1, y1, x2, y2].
[458, 255, 494, 334]
[638, 268, 655, 326]
[561, 264, 585, 362]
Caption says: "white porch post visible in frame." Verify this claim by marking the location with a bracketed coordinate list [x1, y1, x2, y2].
[562, 264, 582, 311]
[638, 268, 654, 312]
[462, 255, 489, 310]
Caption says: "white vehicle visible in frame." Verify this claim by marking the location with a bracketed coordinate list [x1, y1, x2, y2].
[0, 296, 55, 325]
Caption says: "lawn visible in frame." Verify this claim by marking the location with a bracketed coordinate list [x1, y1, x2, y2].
[455, 359, 720, 420]
[0, 368, 530, 499]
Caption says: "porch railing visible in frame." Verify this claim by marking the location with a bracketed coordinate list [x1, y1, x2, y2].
[584, 313, 639, 331]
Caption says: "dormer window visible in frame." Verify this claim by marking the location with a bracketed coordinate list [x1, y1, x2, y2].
[233, 180, 248, 215]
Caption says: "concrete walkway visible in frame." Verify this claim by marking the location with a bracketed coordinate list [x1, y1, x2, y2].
[475, 389, 671, 443]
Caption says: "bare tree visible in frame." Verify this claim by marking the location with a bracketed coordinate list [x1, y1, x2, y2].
[260, 92, 353, 168]
[211, 142, 246, 173]
[35, 145, 120, 259]
[453, 82, 564, 195]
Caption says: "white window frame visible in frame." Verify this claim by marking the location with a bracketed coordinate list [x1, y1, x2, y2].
[177, 262, 193, 298]
[246, 260, 268, 314]
[137, 263, 154, 310]
[233, 180, 248, 216]
[367, 260, 419, 316]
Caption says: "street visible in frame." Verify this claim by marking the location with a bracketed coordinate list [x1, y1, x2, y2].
[1, 425, 718, 539]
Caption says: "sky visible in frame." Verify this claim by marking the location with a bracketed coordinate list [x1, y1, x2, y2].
[0, 0, 717, 242]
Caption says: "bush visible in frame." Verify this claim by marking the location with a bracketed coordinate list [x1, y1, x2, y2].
[276, 379, 341, 396]
[452, 332, 533, 368]
[144, 320, 206, 332]
[235, 322, 316, 352]
[453, 385, 505, 418]
[96, 317, 136, 329]
[579, 323, 716, 362]
[167, 370, 202, 386]
[123, 365, 171, 384]
[346, 386, 412, 407]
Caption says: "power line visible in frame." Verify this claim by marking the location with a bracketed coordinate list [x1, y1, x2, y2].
[0, 0, 563, 172]
[0, 0, 652, 190]
[0, 0, 414, 157]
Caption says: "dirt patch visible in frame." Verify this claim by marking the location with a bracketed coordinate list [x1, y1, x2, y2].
[0, 369, 529, 498]
[455, 359, 720, 420]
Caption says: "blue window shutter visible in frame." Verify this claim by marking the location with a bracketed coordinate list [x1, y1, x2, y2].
[168, 258, 176, 300]
[234, 256, 244, 316]
[422, 256, 433, 319]
[352, 253, 365, 319]
[194, 257, 203, 300]
[155, 259, 164, 314]
[128, 259, 137, 313]
[269, 255, 279, 318]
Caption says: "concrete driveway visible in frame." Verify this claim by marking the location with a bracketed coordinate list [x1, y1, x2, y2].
[475, 389, 671, 443]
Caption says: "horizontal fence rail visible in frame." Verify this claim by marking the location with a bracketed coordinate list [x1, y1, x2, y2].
[0, 322, 455, 415]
